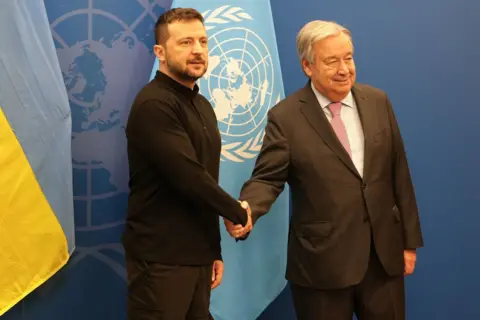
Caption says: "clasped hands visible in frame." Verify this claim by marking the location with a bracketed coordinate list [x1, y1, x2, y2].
[224, 201, 252, 239]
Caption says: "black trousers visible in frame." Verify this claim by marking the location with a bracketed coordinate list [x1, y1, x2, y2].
[126, 256, 213, 320]
[291, 245, 405, 320]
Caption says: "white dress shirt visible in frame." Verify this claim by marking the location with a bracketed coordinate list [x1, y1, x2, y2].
[311, 82, 365, 177]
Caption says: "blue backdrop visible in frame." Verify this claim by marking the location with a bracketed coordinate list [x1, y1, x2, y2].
[3, 0, 479, 319]
[260, 0, 480, 319]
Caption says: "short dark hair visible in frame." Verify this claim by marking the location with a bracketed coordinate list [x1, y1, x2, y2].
[154, 8, 204, 45]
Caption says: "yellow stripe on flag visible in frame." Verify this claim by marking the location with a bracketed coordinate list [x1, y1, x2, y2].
[0, 107, 70, 316]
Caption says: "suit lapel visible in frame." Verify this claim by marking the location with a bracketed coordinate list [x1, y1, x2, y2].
[351, 85, 375, 180]
[299, 83, 360, 178]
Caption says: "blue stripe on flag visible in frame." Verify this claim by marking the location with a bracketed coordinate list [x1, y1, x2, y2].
[0, 0, 75, 252]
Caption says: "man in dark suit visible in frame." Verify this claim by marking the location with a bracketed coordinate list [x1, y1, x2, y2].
[225, 20, 423, 319]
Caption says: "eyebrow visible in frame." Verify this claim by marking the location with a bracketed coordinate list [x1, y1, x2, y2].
[177, 36, 208, 41]
[324, 52, 353, 60]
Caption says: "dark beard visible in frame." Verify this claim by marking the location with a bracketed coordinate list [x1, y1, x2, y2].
[167, 60, 204, 82]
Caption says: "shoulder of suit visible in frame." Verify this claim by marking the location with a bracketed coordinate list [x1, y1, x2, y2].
[353, 82, 387, 98]
[268, 82, 390, 119]
[267, 86, 307, 118]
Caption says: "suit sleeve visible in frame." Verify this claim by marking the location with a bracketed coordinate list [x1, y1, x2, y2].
[126, 99, 248, 226]
[239, 111, 290, 225]
[385, 94, 424, 249]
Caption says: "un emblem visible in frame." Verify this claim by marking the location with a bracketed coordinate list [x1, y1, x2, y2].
[198, 6, 281, 163]
[41, 2, 169, 318]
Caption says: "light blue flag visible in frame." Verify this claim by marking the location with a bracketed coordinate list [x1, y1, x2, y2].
[0, 0, 74, 315]
[151, 1, 289, 319]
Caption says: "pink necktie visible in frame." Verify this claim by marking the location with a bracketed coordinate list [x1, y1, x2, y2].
[328, 102, 351, 157]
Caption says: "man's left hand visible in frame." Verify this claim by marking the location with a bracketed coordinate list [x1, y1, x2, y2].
[211, 260, 224, 289]
[404, 249, 417, 276]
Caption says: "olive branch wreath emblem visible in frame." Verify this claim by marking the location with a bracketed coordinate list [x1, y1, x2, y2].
[202, 5, 277, 162]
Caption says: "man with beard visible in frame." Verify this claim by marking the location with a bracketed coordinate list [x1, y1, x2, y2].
[122, 8, 251, 320]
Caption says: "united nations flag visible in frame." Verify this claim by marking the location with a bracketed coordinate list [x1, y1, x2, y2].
[151, 1, 289, 319]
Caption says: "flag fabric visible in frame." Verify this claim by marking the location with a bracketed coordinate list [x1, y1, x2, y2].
[0, 0, 75, 316]
[151, 1, 289, 319]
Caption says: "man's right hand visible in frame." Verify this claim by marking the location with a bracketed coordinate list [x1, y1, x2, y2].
[224, 201, 252, 239]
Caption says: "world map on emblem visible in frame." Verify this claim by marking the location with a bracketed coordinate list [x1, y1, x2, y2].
[39, 2, 170, 318]
[198, 6, 281, 162]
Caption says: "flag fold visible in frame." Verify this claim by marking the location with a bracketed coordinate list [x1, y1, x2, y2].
[0, 0, 74, 315]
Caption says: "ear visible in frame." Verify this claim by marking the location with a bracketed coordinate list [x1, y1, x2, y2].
[302, 59, 313, 77]
[154, 44, 166, 63]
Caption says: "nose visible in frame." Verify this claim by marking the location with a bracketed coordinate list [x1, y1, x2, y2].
[338, 60, 348, 74]
[192, 40, 205, 54]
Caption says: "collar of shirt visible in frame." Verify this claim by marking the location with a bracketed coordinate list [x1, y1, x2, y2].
[155, 70, 199, 100]
[310, 81, 354, 110]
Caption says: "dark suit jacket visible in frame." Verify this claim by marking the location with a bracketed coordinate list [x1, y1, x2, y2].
[240, 82, 423, 290]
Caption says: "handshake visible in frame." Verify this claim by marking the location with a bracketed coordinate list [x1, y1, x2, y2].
[223, 201, 253, 239]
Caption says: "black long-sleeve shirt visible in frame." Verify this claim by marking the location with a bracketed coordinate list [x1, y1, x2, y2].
[122, 71, 248, 265]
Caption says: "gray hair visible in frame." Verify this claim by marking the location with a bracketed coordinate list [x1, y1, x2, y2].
[296, 20, 352, 64]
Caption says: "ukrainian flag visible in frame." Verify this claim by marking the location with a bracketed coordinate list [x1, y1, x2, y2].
[0, 1, 75, 316]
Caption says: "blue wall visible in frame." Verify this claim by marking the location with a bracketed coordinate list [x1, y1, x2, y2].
[3, 0, 479, 319]
[259, 0, 480, 319]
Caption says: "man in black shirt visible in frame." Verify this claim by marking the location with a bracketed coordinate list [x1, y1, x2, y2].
[122, 8, 251, 320]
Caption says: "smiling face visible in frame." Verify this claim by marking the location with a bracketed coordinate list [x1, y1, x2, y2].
[302, 32, 356, 102]
[154, 19, 208, 88]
